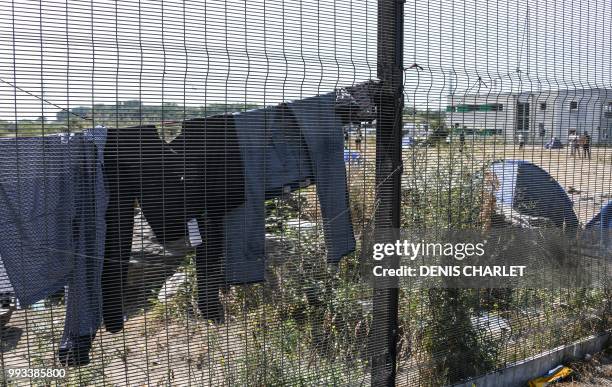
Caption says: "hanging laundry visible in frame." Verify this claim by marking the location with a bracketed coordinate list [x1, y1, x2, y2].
[102, 119, 245, 332]
[174, 116, 245, 320]
[102, 124, 177, 333]
[103, 90, 360, 332]
[0, 126, 107, 366]
[225, 92, 356, 284]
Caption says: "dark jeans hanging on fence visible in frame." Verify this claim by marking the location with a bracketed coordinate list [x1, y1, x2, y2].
[102, 120, 244, 332]
[174, 116, 245, 321]
[103, 125, 166, 333]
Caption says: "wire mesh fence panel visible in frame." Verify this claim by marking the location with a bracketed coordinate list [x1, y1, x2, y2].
[0, 0, 382, 385]
[0, 0, 610, 386]
[399, 0, 611, 386]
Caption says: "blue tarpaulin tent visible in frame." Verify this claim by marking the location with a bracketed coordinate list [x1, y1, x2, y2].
[586, 201, 612, 230]
[544, 137, 563, 149]
[585, 201, 611, 249]
[491, 160, 579, 230]
[343, 149, 361, 164]
[402, 136, 415, 148]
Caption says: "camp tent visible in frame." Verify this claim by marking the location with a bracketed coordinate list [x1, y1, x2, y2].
[585, 201, 611, 249]
[491, 160, 579, 230]
[586, 201, 612, 230]
[343, 149, 361, 164]
[544, 137, 563, 149]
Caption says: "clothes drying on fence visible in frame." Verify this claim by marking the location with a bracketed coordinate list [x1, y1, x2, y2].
[175, 116, 245, 319]
[225, 92, 356, 284]
[103, 92, 356, 331]
[0, 126, 107, 366]
[102, 124, 179, 333]
[102, 120, 244, 332]
[285, 93, 356, 260]
[490, 160, 579, 231]
[0, 254, 13, 294]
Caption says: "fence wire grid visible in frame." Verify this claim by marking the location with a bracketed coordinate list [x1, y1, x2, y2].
[0, 0, 610, 386]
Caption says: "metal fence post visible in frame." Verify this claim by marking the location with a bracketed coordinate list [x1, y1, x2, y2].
[371, 0, 404, 385]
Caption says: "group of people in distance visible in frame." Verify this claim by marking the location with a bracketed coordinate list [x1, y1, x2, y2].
[351, 125, 593, 160]
[540, 129, 591, 160]
[568, 129, 592, 159]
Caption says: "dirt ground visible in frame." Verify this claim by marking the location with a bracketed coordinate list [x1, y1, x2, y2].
[557, 347, 612, 386]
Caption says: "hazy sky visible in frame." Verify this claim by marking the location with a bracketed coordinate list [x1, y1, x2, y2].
[1, 0, 610, 120]
[404, 0, 612, 108]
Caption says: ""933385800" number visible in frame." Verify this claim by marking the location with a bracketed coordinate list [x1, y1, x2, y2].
[5, 368, 66, 379]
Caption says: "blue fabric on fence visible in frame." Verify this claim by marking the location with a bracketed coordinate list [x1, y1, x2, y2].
[491, 160, 578, 230]
[225, 93, 355, 284]
[0, 127, 107, 348]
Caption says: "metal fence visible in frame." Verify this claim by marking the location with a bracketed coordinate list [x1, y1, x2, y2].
[0, 0, 609, 386]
